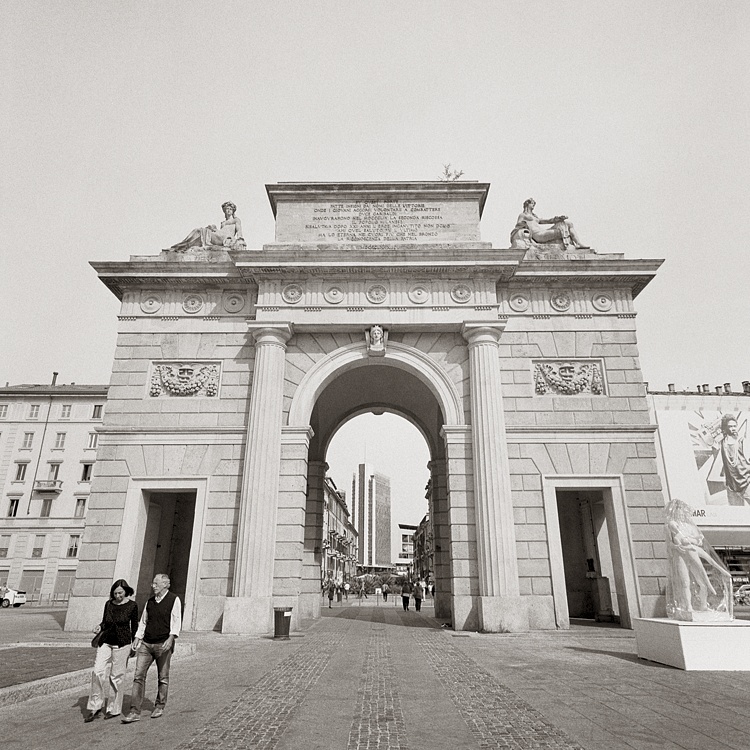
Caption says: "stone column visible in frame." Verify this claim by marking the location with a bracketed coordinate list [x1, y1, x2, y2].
[223, 324, 292, 634]
[462, 323, 528, 632]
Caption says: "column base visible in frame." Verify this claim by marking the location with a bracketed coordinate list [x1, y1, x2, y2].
[64, 596, 103, 632]
[222, 596, 273, 635]
[297, 592, 321, 620]
[479, 595, 529, 633]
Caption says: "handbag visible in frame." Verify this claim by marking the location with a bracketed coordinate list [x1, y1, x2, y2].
[91, 630, 106, 648]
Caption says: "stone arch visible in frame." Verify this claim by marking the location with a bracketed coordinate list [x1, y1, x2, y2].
[287, 340, 465, 430]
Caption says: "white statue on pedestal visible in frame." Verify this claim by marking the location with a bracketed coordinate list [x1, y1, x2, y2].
[665, 498, 732, 621]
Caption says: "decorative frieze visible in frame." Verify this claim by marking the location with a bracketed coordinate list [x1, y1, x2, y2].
[223, 293, 246, 313]
[502, 288, 633, 316]
[533, 360, 605, 396]
[183, 294, 204, 314]
[255, 278, 491, 310]
[140, 294, 162, 314]
[149, 362, 221, 398]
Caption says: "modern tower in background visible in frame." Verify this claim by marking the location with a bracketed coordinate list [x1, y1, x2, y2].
[351, 463, 391, 568]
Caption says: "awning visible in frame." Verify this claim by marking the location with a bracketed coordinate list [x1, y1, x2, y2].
[701, 527, 750, 548]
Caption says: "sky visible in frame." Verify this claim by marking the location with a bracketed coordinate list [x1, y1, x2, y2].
[1, 2, 748, 550]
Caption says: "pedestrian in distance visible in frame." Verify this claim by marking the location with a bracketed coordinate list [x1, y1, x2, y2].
[327, 581, 335, 608]
[85, 579, 139, 722]
[413, 580, 424, 612]
[381, 582, 389, 602]
[121, 573, 181, 723]
[401, 579, 413, 611]
[344, 581, 350, 600]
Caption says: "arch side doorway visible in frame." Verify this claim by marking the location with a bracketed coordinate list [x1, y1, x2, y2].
[542, 475, 642, 629]
[114, 477, 208, 630]
[286, 342, 467, 626]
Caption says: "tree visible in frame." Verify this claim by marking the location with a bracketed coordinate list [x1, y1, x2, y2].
[439, 164, 464, 181]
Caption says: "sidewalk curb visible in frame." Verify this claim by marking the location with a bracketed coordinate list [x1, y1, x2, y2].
[0, 642, 197, 709]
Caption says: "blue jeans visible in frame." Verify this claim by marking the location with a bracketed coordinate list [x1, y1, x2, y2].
[129, 640, 173, 715]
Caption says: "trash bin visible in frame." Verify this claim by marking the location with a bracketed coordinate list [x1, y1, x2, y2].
[273, 607, 292, 640]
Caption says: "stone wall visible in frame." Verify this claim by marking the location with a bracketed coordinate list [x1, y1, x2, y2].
[499, 306, 667, 623]
[70, 323, 255, 630]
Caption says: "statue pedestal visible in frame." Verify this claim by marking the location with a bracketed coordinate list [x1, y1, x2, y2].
[633, 618, 750, 670]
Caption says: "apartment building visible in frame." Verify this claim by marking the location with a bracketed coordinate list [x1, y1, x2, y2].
[0, 382, 107, 601]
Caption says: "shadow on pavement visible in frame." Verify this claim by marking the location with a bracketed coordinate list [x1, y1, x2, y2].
[564, 645, 674, 668]
[322, 604, 443, 628]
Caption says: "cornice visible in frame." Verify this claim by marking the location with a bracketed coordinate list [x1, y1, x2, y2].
[512, 258, 664, 298]
[266, 181, 491, 217]
[506, 424, 658, 442]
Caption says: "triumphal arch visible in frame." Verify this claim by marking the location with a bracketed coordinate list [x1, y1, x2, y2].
[66, 182, 667, 634]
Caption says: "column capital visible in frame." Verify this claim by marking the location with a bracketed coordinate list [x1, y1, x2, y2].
[281, 425, 315, 447]
[461, 322, 507, 346]
[248, 322, 293, 346]
[440, 425, 472, 445]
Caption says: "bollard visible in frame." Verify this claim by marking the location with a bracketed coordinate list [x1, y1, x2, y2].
[273, 607, 292, 640]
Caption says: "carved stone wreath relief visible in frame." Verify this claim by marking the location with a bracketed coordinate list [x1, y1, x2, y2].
[533, 361, 605, 396]
[149, 362, 220, 398]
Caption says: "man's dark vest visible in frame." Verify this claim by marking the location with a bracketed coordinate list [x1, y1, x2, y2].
[144, 590, 177, 643]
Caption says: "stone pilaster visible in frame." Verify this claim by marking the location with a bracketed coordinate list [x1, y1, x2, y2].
[223, 324, 292, 634]
[462, 323, 528, 632]
[428, 458, 452, 620]
[299, 459, 326, 619]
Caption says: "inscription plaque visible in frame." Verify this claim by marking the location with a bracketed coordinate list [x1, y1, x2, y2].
[275, 199, 481, 243]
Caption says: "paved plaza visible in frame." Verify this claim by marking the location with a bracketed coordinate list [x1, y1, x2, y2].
[1, 602, 749, 750]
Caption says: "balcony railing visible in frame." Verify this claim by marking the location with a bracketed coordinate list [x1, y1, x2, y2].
[34, 479, 63, 494]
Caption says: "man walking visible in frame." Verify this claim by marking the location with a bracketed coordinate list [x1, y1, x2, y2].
[122, 573, 181, 723]
[401, 579, 413, 611]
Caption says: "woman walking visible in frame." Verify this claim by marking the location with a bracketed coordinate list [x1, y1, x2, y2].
[85, 579, 139, 722]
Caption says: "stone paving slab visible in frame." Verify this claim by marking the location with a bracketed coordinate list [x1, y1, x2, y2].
[0, 646, 91, 689]
[1, 603, 750, 750]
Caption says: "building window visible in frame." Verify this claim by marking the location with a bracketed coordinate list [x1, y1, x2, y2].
[87, 433, 98, 449]
[92, 405, 103, 419]
[74, 497, 86, 518]
[60, 404, 71, 419]
[7, 498, 19, 517]
[28, 404, 40, 419]
[14, 463, 28, 481]
[40, 498, 52, 517]
[48, 463, 61, 480]
[54, 432, 66, 449]
[0, 404, 7, 419]
[32, 535, 45, 557]
[22, 432, 34, 449]
[0, 535, 10, 558]
[80, 463, 93, 482]
[66, 535, 80, 558]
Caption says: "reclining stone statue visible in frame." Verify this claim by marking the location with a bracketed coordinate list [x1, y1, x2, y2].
[510, 198, 590, 257]
[168, 201, 246, 252]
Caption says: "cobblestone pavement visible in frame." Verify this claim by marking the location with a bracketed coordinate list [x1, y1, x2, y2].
[2, 603, 750, 750]
[413, 628, 583, 749]
[347, 614, 407, 749]
[178, 623, 350, 750]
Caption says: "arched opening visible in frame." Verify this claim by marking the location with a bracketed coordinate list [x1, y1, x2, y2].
[327, 413, 430, 587]
[295, 359, 454, 624]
